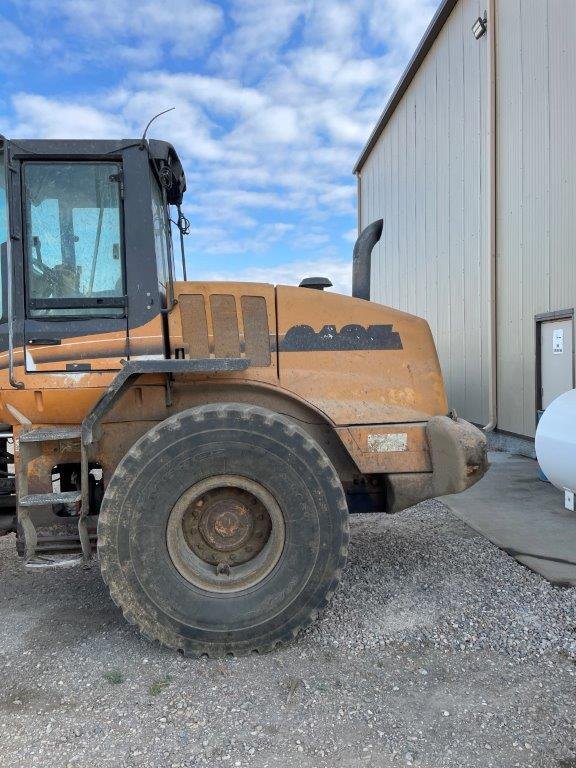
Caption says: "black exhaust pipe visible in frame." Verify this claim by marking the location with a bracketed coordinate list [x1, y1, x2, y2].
[352, 219, 383, 300]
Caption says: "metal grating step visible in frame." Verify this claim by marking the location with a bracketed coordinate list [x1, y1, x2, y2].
[20, 426, 81, 443]
[19, 491, 82, 507]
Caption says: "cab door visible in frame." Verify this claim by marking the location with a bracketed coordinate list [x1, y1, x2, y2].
[21, 161, 128, 374]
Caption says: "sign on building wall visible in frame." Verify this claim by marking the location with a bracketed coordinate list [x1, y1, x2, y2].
[553, 328, 564, 355]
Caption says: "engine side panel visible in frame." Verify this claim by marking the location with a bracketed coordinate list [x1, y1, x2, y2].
[276, 285, 448, 425]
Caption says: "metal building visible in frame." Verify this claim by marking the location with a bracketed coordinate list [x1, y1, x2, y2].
[354, 0, 576, 440]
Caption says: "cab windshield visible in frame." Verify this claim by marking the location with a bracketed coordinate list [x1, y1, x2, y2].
[22, 162, 124, 317]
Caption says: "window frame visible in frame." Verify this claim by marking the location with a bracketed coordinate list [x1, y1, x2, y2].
[21, 159, 128, 320]
[0, 145, 9, 324]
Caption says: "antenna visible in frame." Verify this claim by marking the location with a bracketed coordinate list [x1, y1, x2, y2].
[139, 107, 176, 148]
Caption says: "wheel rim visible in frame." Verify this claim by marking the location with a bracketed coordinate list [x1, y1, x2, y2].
[166, 475, 285, 593]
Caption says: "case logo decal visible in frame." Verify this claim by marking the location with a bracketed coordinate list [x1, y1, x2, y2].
[280, 323, 403, 352]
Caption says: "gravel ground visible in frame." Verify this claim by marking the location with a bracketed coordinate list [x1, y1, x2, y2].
[0, 499, 575, 768]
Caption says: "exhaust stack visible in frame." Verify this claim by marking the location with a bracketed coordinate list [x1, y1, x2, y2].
[352, 219, 383, 300]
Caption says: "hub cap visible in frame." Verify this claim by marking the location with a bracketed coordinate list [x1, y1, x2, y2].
[166, 475, 285, 593]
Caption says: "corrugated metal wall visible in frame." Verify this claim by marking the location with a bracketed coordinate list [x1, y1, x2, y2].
[496, 0, 576, 437]
[360, 0, 489, 425]
[360, 0, 576, 438]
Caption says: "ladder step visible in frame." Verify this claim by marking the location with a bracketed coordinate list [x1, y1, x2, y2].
[19, 491, 82, 507]
[20, 426, 81, 443]
[25, 554, 83, 570]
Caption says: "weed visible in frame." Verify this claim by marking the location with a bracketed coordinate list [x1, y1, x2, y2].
[149, 675, 172, 696]
[103, 669, 124, 685]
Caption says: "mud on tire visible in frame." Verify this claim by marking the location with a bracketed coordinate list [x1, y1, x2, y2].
[97, 403, 349, 656]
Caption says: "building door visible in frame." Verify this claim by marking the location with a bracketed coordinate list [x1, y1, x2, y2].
[539, 317, 574, 409]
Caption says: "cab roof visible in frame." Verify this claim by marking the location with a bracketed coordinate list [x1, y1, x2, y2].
[3, 137, 187, 205]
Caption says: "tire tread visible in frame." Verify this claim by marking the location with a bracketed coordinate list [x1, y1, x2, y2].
[98, 402, 349, 657]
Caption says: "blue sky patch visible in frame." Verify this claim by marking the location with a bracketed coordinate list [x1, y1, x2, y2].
[0, 0, 439, 292]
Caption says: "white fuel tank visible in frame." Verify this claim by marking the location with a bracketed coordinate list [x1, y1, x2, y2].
[535, 389, 576, 492]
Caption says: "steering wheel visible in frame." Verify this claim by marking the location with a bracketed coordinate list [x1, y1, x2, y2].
[31, 258, 54, 277]
[30, 257, 60, 293]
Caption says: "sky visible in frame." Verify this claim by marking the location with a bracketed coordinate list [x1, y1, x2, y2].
[0, 0, 440, 293]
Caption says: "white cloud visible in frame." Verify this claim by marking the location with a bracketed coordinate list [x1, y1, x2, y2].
[292, 49, 381, 90]
[23, 0, 224, 62]
[196, 257, 352, 295]
[186, 220, 296, 257]
[304, 1, 363, 55]
[133, 72, 267, 116]
[10, 94, 129, 138]
[209, 0, 310, 75]
[4, 0, 440, 283]
[369, 0, 440, 52]
[0, 14, 31, 59]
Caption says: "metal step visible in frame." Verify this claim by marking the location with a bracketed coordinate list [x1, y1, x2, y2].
[20, 426, 81, 444]
[24, 554, 83, 570]
[19, 491, 82, 507]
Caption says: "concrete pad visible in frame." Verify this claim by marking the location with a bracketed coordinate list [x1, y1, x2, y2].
[441, 451, 576, 587]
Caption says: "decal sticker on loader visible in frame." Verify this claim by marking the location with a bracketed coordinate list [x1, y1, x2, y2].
[280, 323, 403, 352]
[368, 433, 408, 452]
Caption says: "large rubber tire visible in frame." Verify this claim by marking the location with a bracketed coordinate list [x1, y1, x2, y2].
[97, 403, 349, 656]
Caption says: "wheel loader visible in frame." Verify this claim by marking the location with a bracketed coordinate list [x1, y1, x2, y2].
[0, 135, 487, 656]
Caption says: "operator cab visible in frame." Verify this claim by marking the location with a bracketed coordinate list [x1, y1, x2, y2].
[0, 136, 188, 380]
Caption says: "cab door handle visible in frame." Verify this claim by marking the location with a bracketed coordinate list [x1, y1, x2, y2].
[27, 338, 61, 346]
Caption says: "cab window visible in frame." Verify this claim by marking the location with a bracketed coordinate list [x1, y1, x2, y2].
[0, 148, 7, 246]
[0, 146, 7, 320]
[23, 162, 124, 317]
[150, 171, 172, 298]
